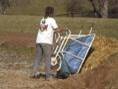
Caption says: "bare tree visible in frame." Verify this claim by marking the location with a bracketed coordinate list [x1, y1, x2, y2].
[89, 0, 108, 18]
[0, 0, 10, 15]
[66, 0, 76, 17]
[66, 0, 79, 17]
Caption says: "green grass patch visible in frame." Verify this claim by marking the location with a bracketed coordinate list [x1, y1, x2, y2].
[0, 45, 34, 63]
[0, 15, 118, 39]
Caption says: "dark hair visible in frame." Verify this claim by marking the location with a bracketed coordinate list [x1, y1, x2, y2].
[44, 6, 54, 18]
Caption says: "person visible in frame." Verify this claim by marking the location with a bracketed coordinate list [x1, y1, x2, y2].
[32, 6, 62, 80]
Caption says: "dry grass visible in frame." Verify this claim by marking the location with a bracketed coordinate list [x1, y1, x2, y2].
[83, 36, 118, 72]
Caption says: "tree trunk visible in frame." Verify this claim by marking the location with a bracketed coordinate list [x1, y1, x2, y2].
[89, 0, 102, 17]
[0, 0, 10, 15]
[100, 0, 108, 18]
[89, 0, 108, 18]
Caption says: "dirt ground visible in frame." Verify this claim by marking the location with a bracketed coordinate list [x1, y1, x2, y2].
[0, 32, 118, 89]
[0, 32, 35, 47]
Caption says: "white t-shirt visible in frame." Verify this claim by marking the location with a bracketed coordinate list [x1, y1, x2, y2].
[36, 17, 58, 44]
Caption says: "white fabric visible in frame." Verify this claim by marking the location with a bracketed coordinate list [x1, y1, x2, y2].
[36, 17, 58, 44]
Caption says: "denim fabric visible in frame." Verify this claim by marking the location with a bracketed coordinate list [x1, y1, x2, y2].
[33, 43, 52, 78]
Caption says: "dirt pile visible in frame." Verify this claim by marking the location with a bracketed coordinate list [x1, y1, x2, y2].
[83, 36, 118, 72]
[54, 53, 118, 89]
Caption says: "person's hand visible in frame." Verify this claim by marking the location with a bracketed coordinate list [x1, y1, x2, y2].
[54, 28, 64, 33]
[34, 24, 40, 30]
[59, 28, 64, 32]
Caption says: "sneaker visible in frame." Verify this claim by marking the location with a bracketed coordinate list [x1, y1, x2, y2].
[31, 72, 41, 79]
[45, 76, 54, 81]
[45, 73, 57, 81]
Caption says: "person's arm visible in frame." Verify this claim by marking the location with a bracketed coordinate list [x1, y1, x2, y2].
[54, 28, 64, 33]
[34, 18, 43, 30]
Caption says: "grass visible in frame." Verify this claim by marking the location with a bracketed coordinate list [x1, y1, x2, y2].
[57, 17, 118, 39]
[0, 15, 39, 33]
[0, 15, 118, 39]
[0, 45, 34, 68]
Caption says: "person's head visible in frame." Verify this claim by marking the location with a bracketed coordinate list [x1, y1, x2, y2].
[44, 6, 54, 18]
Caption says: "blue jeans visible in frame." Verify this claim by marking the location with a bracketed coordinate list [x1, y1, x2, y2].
[33, 43, 52, 78]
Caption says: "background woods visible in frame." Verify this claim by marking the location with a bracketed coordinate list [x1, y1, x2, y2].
[0, 0, 117, 18]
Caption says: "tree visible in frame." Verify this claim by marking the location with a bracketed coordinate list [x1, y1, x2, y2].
[109, 0, 118, 18]
[89, 0, 108, 18]
[66, 0, 77, 17]
[0, 0, 10, 15]
[66, 0, 85, 17]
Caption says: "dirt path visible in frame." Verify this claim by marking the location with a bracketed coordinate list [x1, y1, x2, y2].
[0, 32, 35, 47]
